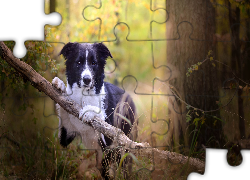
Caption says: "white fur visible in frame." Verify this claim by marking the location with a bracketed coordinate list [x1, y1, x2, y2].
[86, 49, 88, 58]
[52, 77, 107, 148]
[79, 105, 102, 122]
[80, 49, 93, 87]
[52, 77, 66, 92]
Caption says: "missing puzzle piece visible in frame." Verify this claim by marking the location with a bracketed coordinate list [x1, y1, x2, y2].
[0, 0, 61, 58]
[188, 149, 249, 180]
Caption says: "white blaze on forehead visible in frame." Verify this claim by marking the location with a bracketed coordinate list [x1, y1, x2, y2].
[84, 49, 90, 73]
[80, 49, 93, 86]
[86, 49, 88, 59]
[81, 49, 91, 76]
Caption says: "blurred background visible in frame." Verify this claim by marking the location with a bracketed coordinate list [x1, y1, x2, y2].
[0, 0, 250, 179]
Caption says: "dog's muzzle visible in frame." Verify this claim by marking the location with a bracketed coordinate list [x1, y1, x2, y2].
[83, 75, 91, 86]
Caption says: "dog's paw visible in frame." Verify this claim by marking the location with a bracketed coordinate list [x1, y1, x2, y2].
[52, 77, 66, 92]
[79, 105, 104, 123]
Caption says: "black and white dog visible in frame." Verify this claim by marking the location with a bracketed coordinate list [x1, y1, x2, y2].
[52, 42, 136, 178]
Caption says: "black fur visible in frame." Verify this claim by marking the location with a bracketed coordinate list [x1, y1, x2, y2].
[60, 126, 76, 148]
[58, 42, 136, 179]
[103, 82, 136, 147]
[60, 42, 112, 94]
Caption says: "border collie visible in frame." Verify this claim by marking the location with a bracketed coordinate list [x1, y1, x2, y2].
[52, 42, 136, 178]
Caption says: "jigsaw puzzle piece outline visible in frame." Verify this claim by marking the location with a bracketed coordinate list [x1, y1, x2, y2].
[1, 0, 249, 179]
[82, 0, 168, 42]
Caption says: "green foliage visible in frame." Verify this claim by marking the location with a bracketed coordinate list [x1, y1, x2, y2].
[0, 131, 85, 179]
[0, 38, 58, 126]
[229, 0, 250, 9]
[0, 41, 58, 91]
[186, 50, 214, 77]
[119, 152, 139, 168]
[186, 110, 192, 122]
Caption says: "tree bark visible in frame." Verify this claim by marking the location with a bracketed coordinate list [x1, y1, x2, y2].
[166, 0, 222, 147]
[0, 41, 205, 174]
[50, 0, 56, 13]
[229, 2, 245, 139]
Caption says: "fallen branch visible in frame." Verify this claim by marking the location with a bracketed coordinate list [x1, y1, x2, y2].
[0, 41, 205, 174]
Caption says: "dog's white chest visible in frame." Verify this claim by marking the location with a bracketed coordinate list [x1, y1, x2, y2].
[65, 83, 106, 148]
[67, 83, 105, 107]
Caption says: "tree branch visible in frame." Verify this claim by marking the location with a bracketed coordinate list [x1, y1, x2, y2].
[0, 41, 205, 174]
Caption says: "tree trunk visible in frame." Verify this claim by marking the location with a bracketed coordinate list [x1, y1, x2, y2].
[50, 0, 56, 13]
[166, 0, 222, 148]
[229, 2, 245, 139]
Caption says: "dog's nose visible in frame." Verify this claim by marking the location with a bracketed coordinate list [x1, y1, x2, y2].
[83, 75, 91, 85]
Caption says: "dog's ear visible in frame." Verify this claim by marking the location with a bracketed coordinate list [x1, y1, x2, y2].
[93, 43, 113, 60]
[59, 42, 79, 60]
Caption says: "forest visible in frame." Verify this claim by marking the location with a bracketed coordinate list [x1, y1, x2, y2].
[0, 0, 250, 179]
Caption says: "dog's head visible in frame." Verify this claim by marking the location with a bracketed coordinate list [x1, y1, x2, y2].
[60, 42, 112, 94]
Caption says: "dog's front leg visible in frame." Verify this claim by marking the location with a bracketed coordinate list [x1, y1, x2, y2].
[52, 77, 66, 92]
[79, 105, 105, 122]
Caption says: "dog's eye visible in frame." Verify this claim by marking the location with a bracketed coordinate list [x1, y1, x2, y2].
[78, 61, 81, 65]
[92, 61, 96, 65]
